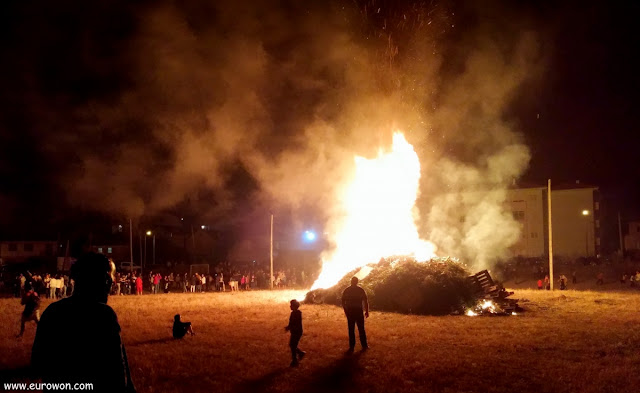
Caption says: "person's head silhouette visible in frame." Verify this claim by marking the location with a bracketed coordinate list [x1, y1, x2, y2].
[70, 252, 115, 303]
[351, 276, 359, 286]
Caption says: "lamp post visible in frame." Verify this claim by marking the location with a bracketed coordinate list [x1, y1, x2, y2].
[582, 210, 591, 257]
[270, 214, 273, 290]
[146, 230, 155, 266]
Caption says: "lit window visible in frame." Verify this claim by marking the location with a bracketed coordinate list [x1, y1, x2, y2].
[98, 247, 103, 253]
[108, 247, 113, 254]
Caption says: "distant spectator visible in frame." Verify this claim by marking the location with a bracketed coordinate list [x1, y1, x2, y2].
[154, 273, 161, 294]
[43, 274, 51, 299]
[544, 275, 550, 290]
[218, 273, 225, 292]
[621, 274, 627, 285]
[572, 270, 577, 284]
[61, 275, 68, 298]
[190, 274, 197, 293]
[596, 272, 604, 285]
[559, 274, 567, 290]
[20, 274, 26, 297]
[136, 275, 143, 295]
[49, 276, 57, 299]
[537, 279, 543, 290]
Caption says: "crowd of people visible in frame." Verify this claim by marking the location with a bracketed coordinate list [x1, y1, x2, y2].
[14, 272, 73, 299]
[6, 265, 314, 299]
[109, 267, 308, 295]
[618, 270, 640, 287]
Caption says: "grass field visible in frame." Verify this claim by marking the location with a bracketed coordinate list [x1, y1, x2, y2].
[2, 287, 640, 393]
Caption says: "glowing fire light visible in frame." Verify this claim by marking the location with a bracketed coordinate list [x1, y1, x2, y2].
[481, 300, 495, 312]
[311, 132, 437, 290]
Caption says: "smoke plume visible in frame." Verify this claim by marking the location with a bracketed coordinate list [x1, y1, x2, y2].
[1, 0, 544, 265]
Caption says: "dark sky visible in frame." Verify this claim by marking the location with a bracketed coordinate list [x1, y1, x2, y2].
[1, 0, 639, 242]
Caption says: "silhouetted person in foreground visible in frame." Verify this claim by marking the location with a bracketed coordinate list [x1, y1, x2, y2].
[284, 299, 305, 367]
[17, 281, 40, 338]
[342, 276, 369, 352]
[32, 253, 135, 393]
[172, 314, 194, 339]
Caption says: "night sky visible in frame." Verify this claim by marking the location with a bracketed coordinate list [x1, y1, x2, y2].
[0, 0, 638, 250]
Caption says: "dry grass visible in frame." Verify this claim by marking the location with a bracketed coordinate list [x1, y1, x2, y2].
[2, 288, 640, 393]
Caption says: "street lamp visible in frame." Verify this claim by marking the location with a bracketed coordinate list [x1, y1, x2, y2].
[145, 230, 155, 265]
[303, 230, 317, 242]
[582, 210, 591, 256]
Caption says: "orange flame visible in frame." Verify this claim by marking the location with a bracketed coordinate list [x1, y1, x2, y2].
[311, 132, 436, 290]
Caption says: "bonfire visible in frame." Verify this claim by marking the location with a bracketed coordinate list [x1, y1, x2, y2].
[305, 256, 477, 315]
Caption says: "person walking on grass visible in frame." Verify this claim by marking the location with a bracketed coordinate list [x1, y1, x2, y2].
[342, 276, 369, 353]
[17, 281, 40, 338]
[32, 253, 136, 393]
[285, 299, 305, 367]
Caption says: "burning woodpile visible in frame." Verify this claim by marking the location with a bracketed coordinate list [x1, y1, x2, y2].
[305, 256, 477, 315]
[305, 257, 521, 317]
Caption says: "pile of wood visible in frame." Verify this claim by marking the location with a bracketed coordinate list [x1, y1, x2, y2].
[467, 270, 520, 315]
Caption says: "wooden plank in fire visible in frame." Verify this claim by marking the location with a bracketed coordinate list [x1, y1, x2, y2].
[468, 270, 520, 310]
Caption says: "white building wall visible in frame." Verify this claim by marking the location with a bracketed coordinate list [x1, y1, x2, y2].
[624, 222, 640, 251]
[551, 188, 597, 257]
[505, 188, 545, 257]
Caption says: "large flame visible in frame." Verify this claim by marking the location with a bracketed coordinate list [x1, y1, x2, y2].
[311, 132, 437, 290]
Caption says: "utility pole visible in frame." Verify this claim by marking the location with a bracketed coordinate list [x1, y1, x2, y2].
[547, 179, 554, 291]
[144, 234, 147, 267]
[129, 219, 133, 265]
[270, 214, 274, 290]
[618, 211, 624, 257]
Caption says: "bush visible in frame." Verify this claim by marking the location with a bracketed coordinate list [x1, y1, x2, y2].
[305, 256, 476, 315]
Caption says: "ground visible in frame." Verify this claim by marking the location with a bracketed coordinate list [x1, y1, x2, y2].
[2, 286, 640, 393]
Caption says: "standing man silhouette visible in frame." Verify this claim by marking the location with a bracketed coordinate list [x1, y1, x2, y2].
[32, 253, 135, 392]
[342, 276, 369, 352]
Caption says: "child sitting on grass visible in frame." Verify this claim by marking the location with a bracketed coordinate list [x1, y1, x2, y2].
[284, 299, 306, 367]
[173, 314, 194, 339]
